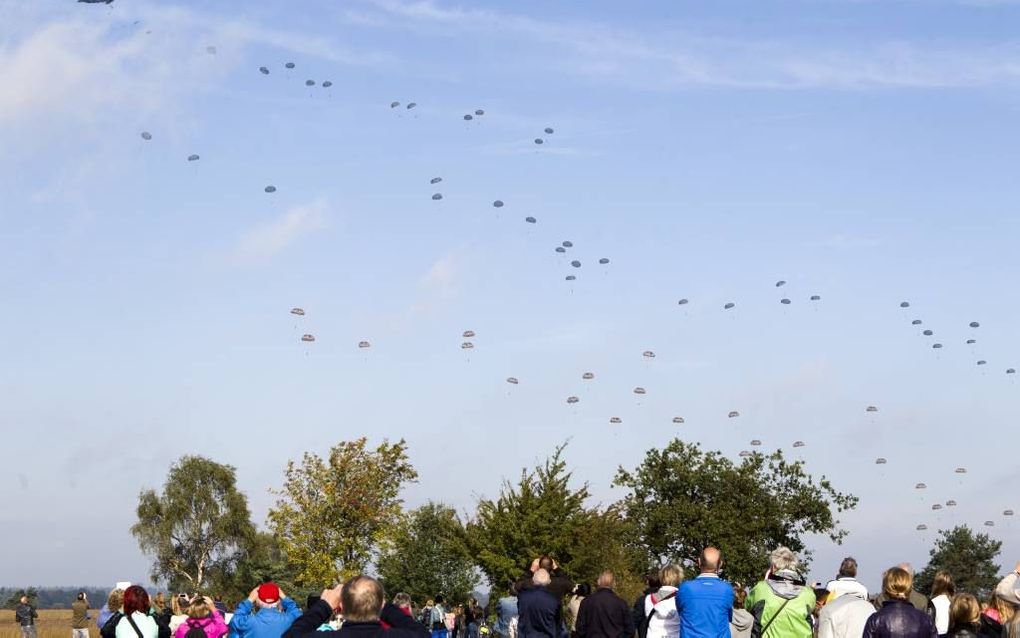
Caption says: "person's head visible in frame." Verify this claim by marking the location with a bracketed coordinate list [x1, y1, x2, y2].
[20, 596, 28, 604]
[538, 556, 554, 572]
[78, 592, 87, 602]
[426, 599, 434, 608]
[838, 557, 858, 579]
[597, 571, 615, 590]
[257, 583, 281, 609]
[434, 595, 445, 605]
[108, 589, 125, 613]
[951, 594, 981, 630]
[152, 593, 165, 609]
[882, 566, 913, 600]
[732, 586, 747, 610]
[394, 593, 412, 610]
[533, 569, 552, 587]
[932, 571, 956, 598]
[341, 576, 386, 623]
[123, 586, 151, 616]
[644, 572, 661, 591]
[659, 564, 683, 588]
[770, 547, 800, 574]
[989, 593, 1016, 625]
[699, 547, 722, 573]
[187, 597, 212, 619]
[573, 583, 591, 598]
[898, 563, 915, 577]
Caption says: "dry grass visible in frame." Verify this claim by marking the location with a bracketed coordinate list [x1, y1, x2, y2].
[0, 610, 100, 638]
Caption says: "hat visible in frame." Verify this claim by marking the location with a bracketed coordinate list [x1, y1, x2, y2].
[257, 583, 280, 604]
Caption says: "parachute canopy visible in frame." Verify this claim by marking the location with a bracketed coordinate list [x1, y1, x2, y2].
[933, 343, 943, 349]
[970, 321, 981, 328]
[566, 396, 579, 404]
[946, 500, 957, 507]
[1008, 369, 1016, 374]
[900, 301, 910, 308]
[259, 66, 269, 74]
[432, 193, 443, 201]
[506, 377, 519, 385]
[305, 79, 315, 86]
[140, 131, 152, 140]
[285, 62, 295, 69]
[562, 241, 573, 248]
[463, 114, 473, 121]
[792, 441, 805, 448]
[724, 302, 735, 310]
[430, 177, 443, 184]
[462, 330, 476, 338]
[390, 101, 400, 108]
[985, 521, 996, 527]
[609, 417, 622, 424]
[534, 138, 544, 145]
[264, 185, 276, 193]
[739, 451, 751, 457]
[912, 320, 922, 325]
[633, 387, 647, 395]
[775, 280, 786, 287]
[916, 483, 927, 489]
[565, 275, 576, 281]
[750, 439, 762, 446]
[932, 504, 942, 510]
[358, 341, 371, 349]
[977, 360, 987, 366]
[966, 339, 976, 345]
[187, 154, 200, 162]
[599, 258, 610, 265]
[322, 81, 332, 88]
[555, 247, 567, 254]
[673, 417, 685, 424]
[810, 295, 821, 301]
[571, 261, 581, 268]
[866, 406, 879, 413]
[875, 457, 887, 465]
[728, 411, 740, 418]
[780, 298, 791, 305]
[582, 372, 595, 380]
[678, 298, 689, 305]
[290, 308, 305, 316]
[406, 102, 417, 109]
[493, 200, 504, 208]
[642, 351, 656, 358]
[301, 334, 315, 342]
[916, 524, 928, 531]
[923, 330, 934, 336]
[955, 467, 967, 474]
[475, 109, 485, 116]
[1006, 510, 1015, 516]
[544, 127, 554, 134]
[461, 342, 474, 350]
[525, 217, 537, 224]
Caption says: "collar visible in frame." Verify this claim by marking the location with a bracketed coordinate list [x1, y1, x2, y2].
[837, 577, 858, 582]
[696, 573, 720, 579]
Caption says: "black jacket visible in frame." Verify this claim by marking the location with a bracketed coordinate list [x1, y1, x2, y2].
[977, 615, 1003, 638]
[950, 625, 980, 638]
[284, 601, 428, 638]
[100, 612, 171, 638]
[518, 587, 562, 638]
[575, 589, 634, 638]
[517, 572, 575, 601]
[863, 599, 939, 638]
[631, 589, 656, 638]
[16, 603, 37, 627]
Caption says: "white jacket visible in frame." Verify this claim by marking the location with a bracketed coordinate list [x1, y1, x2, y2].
[643, 586, 679, 638]
[816, 594, 874, 638]
[824, 577, 868, 601]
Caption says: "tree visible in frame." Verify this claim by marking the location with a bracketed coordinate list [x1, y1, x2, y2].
[377, 502, 479, 603]
[208, 531, 299, 602]
[613, 439, 858, 587]
[914, 526, 1001, 596]
[132, 455, 256, 590]
[466, 444, 643, 597]
[268, 438, 418, 586]
[4, 588, 38, 609]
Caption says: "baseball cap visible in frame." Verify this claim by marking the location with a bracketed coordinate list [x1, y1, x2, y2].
[257, 582, 280, 604]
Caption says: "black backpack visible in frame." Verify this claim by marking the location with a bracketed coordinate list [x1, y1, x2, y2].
[183, 620, 209, 638]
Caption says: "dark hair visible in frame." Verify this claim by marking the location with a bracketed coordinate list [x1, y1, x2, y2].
[435, 595, 445, 604]
[539, 556, 554, 571]
[307, 595, 321, 610]
[838, 557, 858, 578]
[645, 573, 661, 590]
[574, 583, 591, 597]
[123, 586, 151, 616]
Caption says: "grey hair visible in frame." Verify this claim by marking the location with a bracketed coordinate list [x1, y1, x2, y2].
[770, 547, 799, 572]
[533, 568, 552, 586]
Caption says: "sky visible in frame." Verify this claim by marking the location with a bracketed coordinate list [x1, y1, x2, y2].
[3, 0, 1020, 593]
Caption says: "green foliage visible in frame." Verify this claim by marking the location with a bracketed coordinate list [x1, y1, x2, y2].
[613, 439, 858, 587]
[268, 438, 419, 586]
[131, 455, 257, 589]
[377, 502, 479, 604]
[914, 526, 1002, 596]
[466, 443, 642, 597]
[207, 531, 300, 602]
[4, 587, 38, 609]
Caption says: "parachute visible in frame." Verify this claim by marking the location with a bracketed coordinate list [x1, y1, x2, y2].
[985, 521, 996, 527]
[977, 360, 987, 366]
[728, 411, 740, 418]
[970, 321, 981, 328]
[792, 441, 805, 448]
[555, 247, 567, 254]
[775, 280, 786, 287]
[78, 1, 115, 4]
[599, 258, 610, 265]
[475, 109, 485, 116]
[633, 387, 647, 395]
[562, 241, 573, 248]
[1006, 510, 1015, 516]
[582, 372, 595, 380]
[571, 261, 581, 268]
[1008, 369, 1016, 374]
[463, 114, 473, 121]
[290, 308, 305, 316]
[933, 343, 943, 349]
[916, 483, 927, 489]
[609, 417, 622, 424]
[932, 504, 942, 510]
[187, 154, 200, 161]
[264, 185, 276, 193]
[493, 200, 504, 208]
[566, 396, 579, 404]
[922, 330, 933, 336]
[780, 298, 791, 305]
[916, 524, 928, 531]
[678, 299, 689, 305]
[673, 417, 685, 424]
[285, 62, 295, 69]
[506, 377, 519, 385]
[432, 193, 443, 201]
[301, 334, 315, 342]
[461, 342, 474, 350]
[642, 351, 656, 358]
[140, 131, 152, 140]
[810, 295, 821, 301]
[739, 451, 751, 457]
[406, 102, 417, 109]
[946, 500, 957, 507]
[358, 341, 371, 349]
[534, 138, 544, 145]
[390, 101, 400, 108]
[966, 339, 976, 345]
[305, 80, 315, 86]
[750, 439, 762, 446]
[565, 275, 576, 281]
[955, 467, 967, 474]
[866, 406, 879, 413]
[544, 127, 554, 134]
[322, 81, 332, 88]
[900, 301, 910, 308]
[206, 46, 217, 55]
[259, 66, 269, 75]
[431, 177, 443, 184]
[462, 330, 476, 338]
[525, 217, 537, 224]
[912, 320, 922, 325]
[724, 302, 735, 310]
[875, 458, 887, 465]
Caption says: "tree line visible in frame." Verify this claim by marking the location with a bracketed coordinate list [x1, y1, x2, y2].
[128, 438, 859, 605]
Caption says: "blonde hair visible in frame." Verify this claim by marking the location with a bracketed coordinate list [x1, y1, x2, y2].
[989, 593, 1016, 626]
[659, 564, 684, 588]
[187, 599, 211, 619]
[932, 571, 956, 598]
[107, 589, 125, 612]
[172, 594, 189, 616]
[882, 567, 912, 600]
[951, 594, 981, 629]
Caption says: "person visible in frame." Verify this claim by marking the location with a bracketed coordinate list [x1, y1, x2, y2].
[232, 583, 301, 638]
[862, 566, 937, 638]
[978, 592, 1013, 638]
[393, 594, 414, 618]
[113, 586, 169, 638]
[17, 595, 39, 638]
[815, 585, 874, 638]
[634, 574, 662, 638]
[517, 569, 562, 638]
[575, 571, 634, 638]
[421, 602, 435, 630]
[730, 588, 753, 638]
[872, 565, 929, 612]
[175, 596, 228, 638]
[929, 571, 955, 637]
[171, 596, 192, 634]
[214, 597, 229, 619]
[466, 599, 480, 638]
[99, 589, 126, 632]
[429, 596, 448, 638]
[568, 585, 590, 638]
[949, 595, 981, 638]
[152, 595, 171, 627]
[825, 559, 868, 603]
[493, 584, 519, 638]
[676, 547, 735, 638]
[283, 576, 428, 638]
[746, 547, 815, 638]
[644, 565, 682, 638]
[516, 557, 575, 600]
[73, 592, 92, 638]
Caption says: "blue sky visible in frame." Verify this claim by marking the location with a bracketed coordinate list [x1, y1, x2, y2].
[3, 0, 1020, 591]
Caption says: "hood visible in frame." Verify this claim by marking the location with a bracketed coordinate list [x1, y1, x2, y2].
[654, 586, 678, 600]
[767, 570, 806, 600]
[731, 609, 754, 630]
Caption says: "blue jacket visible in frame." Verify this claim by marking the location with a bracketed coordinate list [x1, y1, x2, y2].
[232, 599, 302, 638]
[676, 575, 734, 638]
[517, 587, 561, 638]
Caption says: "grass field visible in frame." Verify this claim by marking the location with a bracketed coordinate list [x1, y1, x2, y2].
[0, 610, 99, 638]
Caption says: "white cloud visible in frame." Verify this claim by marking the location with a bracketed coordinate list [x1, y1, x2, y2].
[230, 199, 329, 262]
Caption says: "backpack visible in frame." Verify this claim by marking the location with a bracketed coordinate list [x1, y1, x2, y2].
[430, 605, 445, 628]
[184, 619, 209, 638]
[101, 612, 124, 638]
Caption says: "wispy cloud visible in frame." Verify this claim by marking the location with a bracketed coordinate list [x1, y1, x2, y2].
[230, 199, 329, 262]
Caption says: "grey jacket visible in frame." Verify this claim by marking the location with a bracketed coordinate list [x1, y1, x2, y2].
[995, 572, 1020, 606]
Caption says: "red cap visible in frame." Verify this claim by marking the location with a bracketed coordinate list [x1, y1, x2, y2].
[257, 583, 280, 604]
